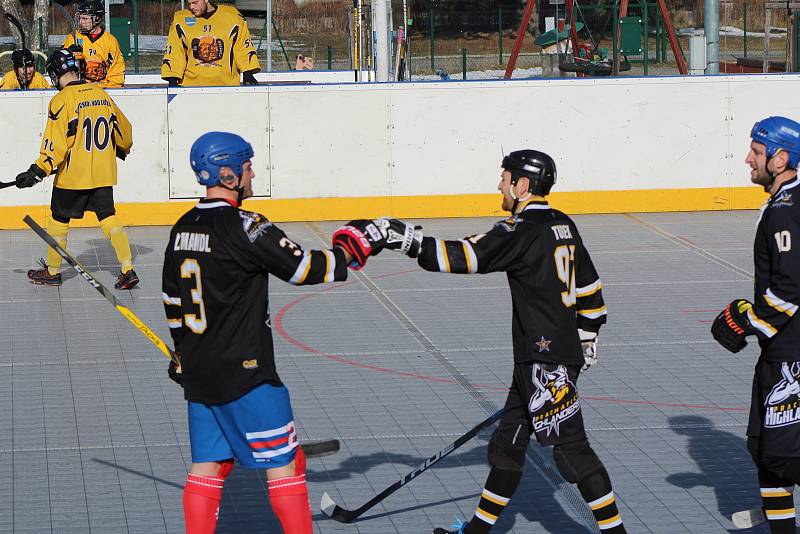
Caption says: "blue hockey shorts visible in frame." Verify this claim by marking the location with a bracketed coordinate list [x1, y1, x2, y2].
[188, 382, 299, 469]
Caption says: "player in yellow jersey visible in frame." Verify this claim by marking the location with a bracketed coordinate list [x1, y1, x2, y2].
[161, 0, 260, 87]
[0, 49, 51, 90]
[63, 0, 125, 88]
[15, 49, 138, 290]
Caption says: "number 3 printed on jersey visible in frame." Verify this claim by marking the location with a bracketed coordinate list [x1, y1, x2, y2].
[554, 245, 576, 307]
[181, 259, 207, 333]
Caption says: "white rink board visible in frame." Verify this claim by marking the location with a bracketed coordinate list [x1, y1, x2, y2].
[1, 74, 800, 209]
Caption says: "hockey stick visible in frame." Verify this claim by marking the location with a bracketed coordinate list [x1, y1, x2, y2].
[320, 409, 503, 523]
[5, 13, 26, 52]
[24, 215, 342, 458]
[24, 215, 180, 364]
[0, 181, 16, 189]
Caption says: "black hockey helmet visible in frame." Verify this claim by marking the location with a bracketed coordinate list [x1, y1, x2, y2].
[76, 0, 104, 32]
[45, 48, 80, 87]
[11, 49, 35, 69]
[501, 149, 557, 196]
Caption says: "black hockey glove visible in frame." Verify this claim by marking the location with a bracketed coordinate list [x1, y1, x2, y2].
[242, 70, 259, 85]
[15, 164, 46, 189]
[579, 329, 598, 370]
[711, 299, 756, 353]
[115, 148, 127, 161]
[168, 359, 183, 386]
[332, 219, 387, 270]
[163, 77, 180, 87]
[377, 218, 423, 258]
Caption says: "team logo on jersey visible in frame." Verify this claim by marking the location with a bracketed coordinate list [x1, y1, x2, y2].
[493, 216, 519, 233]
[771, 190, 794, 209]
[529, 364, 581, 437]
[765, 362, 800, 428]
[242, 359, 259, 369]
[535, 336, 551, 352]
[185, 16, 197, 26]
[240, 211, 272, 243]
[191, 35, 225, 64]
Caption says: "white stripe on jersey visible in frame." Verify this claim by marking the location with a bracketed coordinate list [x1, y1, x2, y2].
[459, 239, 479, 273]
[576, 279, 602, 297]
[578, 305, 607, 319]
[195, 201, 232, 210]
[322, 250, 335, 283]
[435, 240, 448, 272]
[765, 288, 798, 317]
[747, 307, 777, 337]
[289, 252, 311, 285]
[162, 292, 181, 305]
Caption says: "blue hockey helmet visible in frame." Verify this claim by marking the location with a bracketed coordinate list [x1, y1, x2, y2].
[751, 116, 800, 169]
[190, 132, 254, 186]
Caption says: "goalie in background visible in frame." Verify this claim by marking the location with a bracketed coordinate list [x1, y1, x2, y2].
[15, 49, 137, 290]
[62, 0, 125, 88]
[161, 0, 260, 87]
[711, 116, 800, 534]
[162, 132, 354, 534]
[0, 49, 51, 90]
[332, 151, 626, 534]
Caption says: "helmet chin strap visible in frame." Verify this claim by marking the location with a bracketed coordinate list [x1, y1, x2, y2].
[509, 178, 533, 214]
[219, 174, 245, 206]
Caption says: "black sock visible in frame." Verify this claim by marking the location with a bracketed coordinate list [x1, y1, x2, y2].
[577, 468, 625, 533]
[464, 467, 523, 533]
[760, 485, 795, 534]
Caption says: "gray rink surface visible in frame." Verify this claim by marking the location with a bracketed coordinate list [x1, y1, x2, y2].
[0, 210, 783, 533]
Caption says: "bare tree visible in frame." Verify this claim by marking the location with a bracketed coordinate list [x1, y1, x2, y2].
[1, 0, 49, 51]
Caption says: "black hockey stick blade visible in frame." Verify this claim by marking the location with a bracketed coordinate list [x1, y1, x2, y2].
[732, 508, 766, 529]
[0, 181, 16, 189]
[4, 13, 26, 52]
[23, 215, 179, 364]
[320, 409, 503, 523]
[304, 439, 340, 459]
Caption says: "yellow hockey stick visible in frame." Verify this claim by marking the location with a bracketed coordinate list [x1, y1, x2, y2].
[24, 215, 179, 364]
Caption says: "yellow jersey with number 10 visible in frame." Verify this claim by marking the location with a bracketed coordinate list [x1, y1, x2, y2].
[34, 81, 133, 190]
[161, 4, 260, 86]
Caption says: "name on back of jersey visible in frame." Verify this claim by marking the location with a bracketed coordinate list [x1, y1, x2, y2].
[75, 98, 111, 112]
[551, 224, 573, 240]
[174, 231, 211, 253]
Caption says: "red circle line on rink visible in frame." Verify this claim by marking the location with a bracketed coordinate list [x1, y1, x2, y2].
[273, 269, 747, 413]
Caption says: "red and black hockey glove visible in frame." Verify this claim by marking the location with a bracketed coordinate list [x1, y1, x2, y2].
[711, 299, 756, 353]
[377, 218, 423, 258]
[332, 219, 387, 270]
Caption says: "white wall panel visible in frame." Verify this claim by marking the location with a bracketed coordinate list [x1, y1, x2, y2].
[166, 86, 270, 198]
[267, 83, 391, 198]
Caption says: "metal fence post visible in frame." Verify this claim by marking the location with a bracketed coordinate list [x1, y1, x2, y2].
[328, 46, 333, 69]
[498, 8, 503, 65]
[429, 8, 434, 72]
[133, 0, 140, 73]
[612, 3, 619, 75]
[643, 1, 648, 76]
[462, 47, 467, 79]
[743, 2, 748, 58]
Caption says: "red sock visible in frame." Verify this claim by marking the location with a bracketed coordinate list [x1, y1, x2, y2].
[268, 447, 312, 534]
[183, 461, 234, 534]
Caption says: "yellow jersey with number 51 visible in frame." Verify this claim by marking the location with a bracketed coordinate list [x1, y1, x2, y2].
[162, 4, 260, 86]
[34, 81, 132, 190]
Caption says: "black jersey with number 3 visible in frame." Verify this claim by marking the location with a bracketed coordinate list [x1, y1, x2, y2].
[416, 200, 606, 366]
[162, 199, 348, 404]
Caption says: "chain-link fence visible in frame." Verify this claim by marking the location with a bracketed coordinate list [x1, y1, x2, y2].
[0, 0, 796, 79]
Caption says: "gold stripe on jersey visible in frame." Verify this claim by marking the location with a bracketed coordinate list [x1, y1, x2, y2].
[578, 305, 607, 319]
[323, 249, 335, 283]
[460, 239, 478, 273]
[746, 307, 778, 338]
[436, 240, 452, 272]
[576, 279, 603, 298]
[765, 508, 796, 520]
[764, 288, 798, 317]
[290, 251, 312, 285]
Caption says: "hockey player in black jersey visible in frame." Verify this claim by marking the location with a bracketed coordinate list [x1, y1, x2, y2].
[711, 117, 800, 534]
[162, 132, 356, 534]
[334, 150, 626, 534]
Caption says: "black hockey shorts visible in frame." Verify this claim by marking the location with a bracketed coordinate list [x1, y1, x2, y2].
[498, 362, 587, 448]
[747, 359, 800, 458]
[51, 186, 116, 221]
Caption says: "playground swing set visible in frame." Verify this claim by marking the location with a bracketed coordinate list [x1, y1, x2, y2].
[503, 0, 687, 78]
